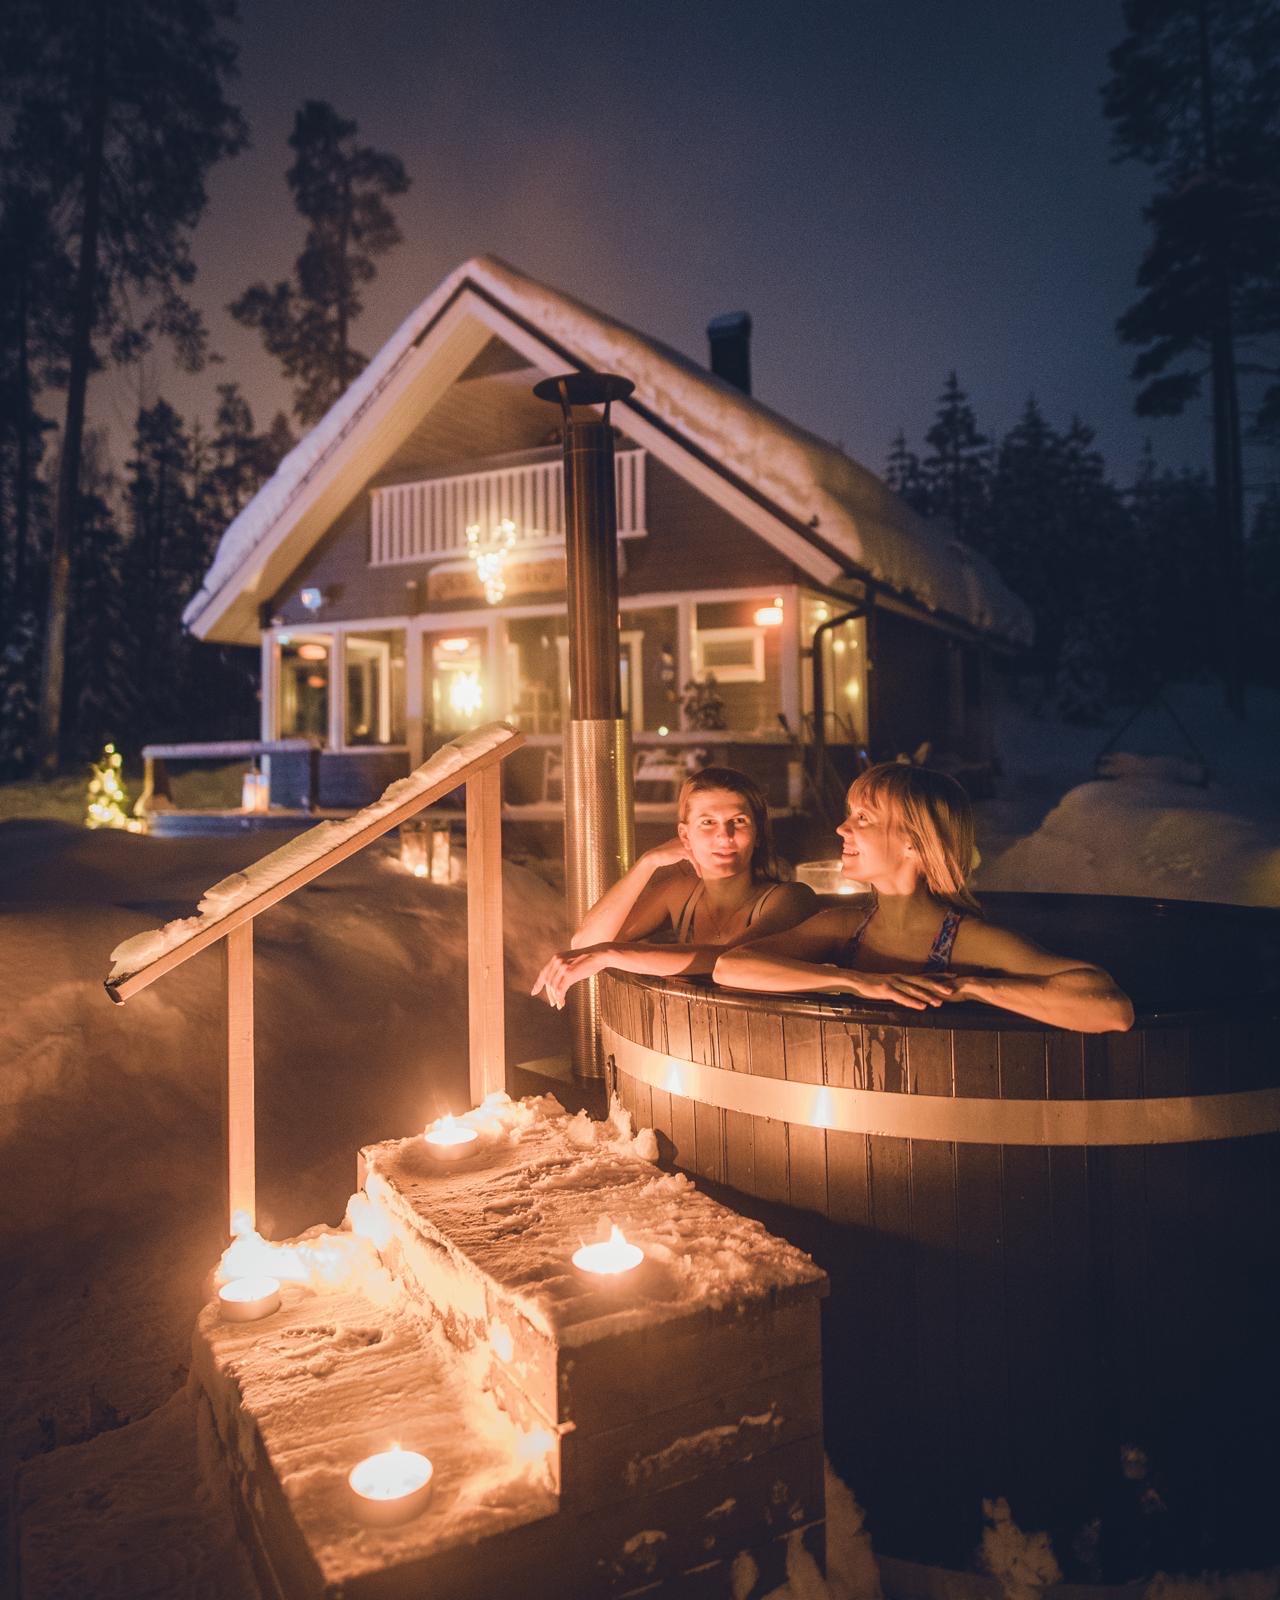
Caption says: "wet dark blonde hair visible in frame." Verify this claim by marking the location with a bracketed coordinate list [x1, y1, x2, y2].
[846, 762, 980, 913]
[678, 766, 781, 883]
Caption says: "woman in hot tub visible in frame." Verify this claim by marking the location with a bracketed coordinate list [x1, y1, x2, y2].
[713, 762, 1133, 1034]
[533, 766, 816, 1010]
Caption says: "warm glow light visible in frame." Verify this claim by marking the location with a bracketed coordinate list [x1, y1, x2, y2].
[423, 1113, 479, 1162]
[348, 1446, 434, 1525]
[449, 671, 483, 718]
[217, 1275, 282, 1322]
[437, 636, 472, 654]
[466, 518, 517, 605]
[306, 674, 325, 689]
[413, 863, 428, 878]
[573, 1224, 644, 1278]
[754, 597, 784, 626]
[657, 725, 670, 737]
[297, 642, 327, 662]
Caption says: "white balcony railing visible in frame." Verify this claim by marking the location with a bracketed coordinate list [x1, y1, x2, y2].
[370, 450, 646, 567]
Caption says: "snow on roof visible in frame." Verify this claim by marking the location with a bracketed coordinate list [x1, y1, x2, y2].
[187, 255, 1031, 645]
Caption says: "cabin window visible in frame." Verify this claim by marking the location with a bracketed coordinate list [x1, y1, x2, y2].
[693, 600, 782, 733]
[507, 616, 566, 734]
[278, 633, 332, 741]
[693, 628, 765, 683]
[427, 631, 487, 734]
[344, 630, 406, 747]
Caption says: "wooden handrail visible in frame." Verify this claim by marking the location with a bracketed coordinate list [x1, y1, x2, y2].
[105, 723, 527, 1235]
[108, 724, 523, 1002]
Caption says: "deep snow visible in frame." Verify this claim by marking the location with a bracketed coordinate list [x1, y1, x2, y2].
[4, 682, 1280, 1597]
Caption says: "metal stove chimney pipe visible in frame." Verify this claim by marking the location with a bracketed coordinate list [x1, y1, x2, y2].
[533, 372, 637, 1080]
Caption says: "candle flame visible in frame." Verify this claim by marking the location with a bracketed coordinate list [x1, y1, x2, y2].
[572, 1223, 644, 1277]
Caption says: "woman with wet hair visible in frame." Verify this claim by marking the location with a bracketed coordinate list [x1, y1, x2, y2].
[533, 766, 816, 1010]
[714, 762, 1133, 1034]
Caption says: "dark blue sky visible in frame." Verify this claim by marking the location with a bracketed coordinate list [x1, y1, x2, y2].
[104, 0, 1214, 484]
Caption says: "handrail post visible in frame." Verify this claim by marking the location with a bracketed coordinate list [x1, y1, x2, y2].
[223, 921, 256, 1235]
[466, 765, 505, 1103]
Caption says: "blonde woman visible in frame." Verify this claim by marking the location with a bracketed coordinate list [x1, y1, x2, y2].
[533, 767, 816, 1010]
[714, 762, 1133, 1034]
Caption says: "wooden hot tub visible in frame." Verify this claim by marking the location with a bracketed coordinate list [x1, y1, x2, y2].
[600, 894, 1280, 1580]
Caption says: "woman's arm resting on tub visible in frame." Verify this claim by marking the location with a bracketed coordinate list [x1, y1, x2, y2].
[538, 883, 821, 1008]
[712, 910, 957, 1011]
[947, 922, 1135, 1033]
[569, 841, 692, 947]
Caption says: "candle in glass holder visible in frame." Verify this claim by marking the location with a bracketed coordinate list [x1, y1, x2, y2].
[423, 1113, 478, 1162]
[217, 1275, 282, 1322]
[348, 1445, 434, 1526]
[572, 1224, 644, 1279]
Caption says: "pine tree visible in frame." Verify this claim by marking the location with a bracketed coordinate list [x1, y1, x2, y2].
[1126, 442, 1217, 689]
[230, 101, 410, 426]
[921, 373, 991, 547]
[987, 396, 1064, 651]
[1103, 0, 1280, 712]
[0, 0, 246, 774]
[884, 429, 930, 515]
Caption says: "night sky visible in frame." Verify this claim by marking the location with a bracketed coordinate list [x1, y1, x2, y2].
[102, 0, 1211, 483]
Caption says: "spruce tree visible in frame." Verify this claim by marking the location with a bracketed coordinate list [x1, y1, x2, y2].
[1103, 0, 1280, 712]
[884, 429, 930, 516]
[231, 101, 410, 426]
[987, 397, 1065, 671]
[921, 373, 991, 547]
[0, 0, 246, 774]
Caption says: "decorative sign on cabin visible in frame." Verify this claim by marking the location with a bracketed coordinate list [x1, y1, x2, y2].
[427, 557, 567, 606]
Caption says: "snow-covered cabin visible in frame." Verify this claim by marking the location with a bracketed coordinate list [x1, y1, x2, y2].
[184, 256, 1030, 811]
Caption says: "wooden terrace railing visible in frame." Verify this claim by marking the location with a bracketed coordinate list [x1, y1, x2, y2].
[370, 450, 646, 566]
[104, 724, 526, 1236]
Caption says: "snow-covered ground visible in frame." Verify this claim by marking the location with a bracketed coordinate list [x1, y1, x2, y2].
[3, 684, 1278, 1597]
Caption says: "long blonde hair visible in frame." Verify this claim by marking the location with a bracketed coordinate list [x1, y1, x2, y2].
[847, 763, 980, 913]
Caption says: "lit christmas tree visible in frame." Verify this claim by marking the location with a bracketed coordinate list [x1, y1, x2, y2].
[85, 744, 145, 832]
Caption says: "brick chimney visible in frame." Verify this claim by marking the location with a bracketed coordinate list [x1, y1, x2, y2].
[707, 311, 752, 395]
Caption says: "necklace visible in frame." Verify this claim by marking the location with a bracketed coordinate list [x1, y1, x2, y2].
[696, 883, 751, 942]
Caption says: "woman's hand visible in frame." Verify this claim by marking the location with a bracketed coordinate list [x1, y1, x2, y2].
[844, 971, 957, 1010]
[531, 946, 607, 1009]
[641, 836, 695, 872]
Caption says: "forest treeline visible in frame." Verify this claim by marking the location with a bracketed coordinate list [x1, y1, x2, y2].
[1, 0, 1278, 777]
[884, 376, 1280, 721]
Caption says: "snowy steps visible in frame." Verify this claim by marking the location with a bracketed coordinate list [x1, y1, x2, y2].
[193, 1098, 828, 1597]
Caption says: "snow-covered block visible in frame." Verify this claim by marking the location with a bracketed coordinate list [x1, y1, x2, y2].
[356, 1095, 828, 1524]
[191, 1263, 561, 1600]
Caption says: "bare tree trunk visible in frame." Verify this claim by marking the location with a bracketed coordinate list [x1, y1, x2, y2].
[1198, 0, 1246, 718]
[14, 244, 32, 613]
[35, 0, 109, 777]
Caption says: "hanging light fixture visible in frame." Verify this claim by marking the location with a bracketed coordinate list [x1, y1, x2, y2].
[465, 518, 518, 605]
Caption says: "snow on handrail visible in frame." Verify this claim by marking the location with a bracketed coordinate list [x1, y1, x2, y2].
[105, 722, 525, 1003]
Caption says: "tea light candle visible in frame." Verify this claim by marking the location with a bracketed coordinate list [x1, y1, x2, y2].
[423, 1114, 478, 1162]
[572, 1224, 644, 1278]
[348, 1446, 434, 1526]
[218, 1275, 282, 1322]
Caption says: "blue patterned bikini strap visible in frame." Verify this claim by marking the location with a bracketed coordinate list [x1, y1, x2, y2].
[926, 907, 964, 972]
[838, 901, 879, 966]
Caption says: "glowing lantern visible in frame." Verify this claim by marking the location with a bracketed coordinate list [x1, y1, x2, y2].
[348, 1446, 434, 1525]
[449, 671, 483, 719]
[217, 1275, 282, 1322]
[423, 1113, 479, 1162]
[572, 1224, 644, 1278]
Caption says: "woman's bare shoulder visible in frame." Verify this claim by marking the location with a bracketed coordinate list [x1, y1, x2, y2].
[952, 914, 1088, 976]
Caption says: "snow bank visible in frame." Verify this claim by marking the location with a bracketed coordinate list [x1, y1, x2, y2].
[0, 821, 568, 1245]
[187, 255, 1031, 645]
[980, 778, 1280, 906]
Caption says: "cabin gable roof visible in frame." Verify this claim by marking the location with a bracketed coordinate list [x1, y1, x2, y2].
[186, 255, 1031, 647]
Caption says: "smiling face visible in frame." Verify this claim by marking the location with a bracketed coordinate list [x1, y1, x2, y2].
[678, 787, 757, 879]
[836, 793, 915, 887]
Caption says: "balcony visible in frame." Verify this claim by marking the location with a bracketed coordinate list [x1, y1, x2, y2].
[370, 450, 647, 567]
